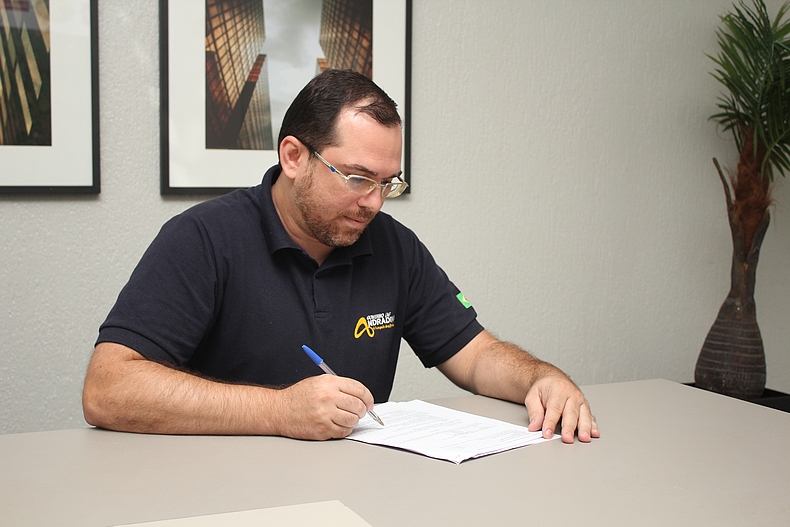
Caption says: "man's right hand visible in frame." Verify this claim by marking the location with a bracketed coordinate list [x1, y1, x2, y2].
[274, 375, 375, 440]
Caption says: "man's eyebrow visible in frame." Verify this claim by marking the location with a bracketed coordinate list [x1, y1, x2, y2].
[343, 163, 402, 180]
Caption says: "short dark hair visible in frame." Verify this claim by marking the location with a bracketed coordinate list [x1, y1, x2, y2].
[277, 69, 401, 159]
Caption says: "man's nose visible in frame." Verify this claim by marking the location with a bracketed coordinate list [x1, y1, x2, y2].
[357, 189, 385, 210]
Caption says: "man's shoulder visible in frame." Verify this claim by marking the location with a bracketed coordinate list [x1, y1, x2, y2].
[146, 187, 267, 258]
[369, 210, 415, 237]
[367, 211, 427, 259]
[170, 186, 263, 230]
[187, 186, 260, 216]
[175, 167, 278, 230]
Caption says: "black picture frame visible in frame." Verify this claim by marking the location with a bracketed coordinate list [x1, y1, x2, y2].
[0, 0, 100, 194]
[160, 0, 411, 195]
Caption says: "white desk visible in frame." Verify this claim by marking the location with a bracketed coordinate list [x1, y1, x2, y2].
[1, 379, 788, 526]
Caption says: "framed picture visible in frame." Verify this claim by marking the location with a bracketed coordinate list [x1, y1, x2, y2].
[160, 0, 411, 194]
[0, 0, 100, 194]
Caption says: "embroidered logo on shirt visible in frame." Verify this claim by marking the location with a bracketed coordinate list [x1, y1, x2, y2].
[456, 292, 472, 308]
[354, 312, 395, 338]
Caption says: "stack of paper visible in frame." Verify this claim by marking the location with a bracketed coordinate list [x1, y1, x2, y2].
[348, 400, 557, 464]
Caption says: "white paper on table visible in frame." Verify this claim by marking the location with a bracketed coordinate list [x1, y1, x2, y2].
[347, 400, 558, 464]
[113, 501, 372, 526]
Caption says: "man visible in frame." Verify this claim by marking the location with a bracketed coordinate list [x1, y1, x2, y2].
[83, 70, 599, 444]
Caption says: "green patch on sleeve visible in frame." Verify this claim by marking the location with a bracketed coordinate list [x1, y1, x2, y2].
[456, 292, 472, 308]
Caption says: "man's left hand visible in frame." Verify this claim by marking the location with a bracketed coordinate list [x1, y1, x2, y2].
[525, 375, 599, 444]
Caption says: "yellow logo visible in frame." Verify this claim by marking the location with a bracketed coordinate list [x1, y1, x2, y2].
[354, 312, 395, 339]
[354, 317, 375, 338]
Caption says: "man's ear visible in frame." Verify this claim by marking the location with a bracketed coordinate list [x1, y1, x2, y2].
[279, 136, 308, 180]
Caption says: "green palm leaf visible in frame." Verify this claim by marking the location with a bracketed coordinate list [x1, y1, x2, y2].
[709, 0, 790, 180]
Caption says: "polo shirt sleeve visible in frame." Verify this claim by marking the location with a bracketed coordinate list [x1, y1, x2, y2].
[401, 236, 484, 369]
[96, 212, 220, 366]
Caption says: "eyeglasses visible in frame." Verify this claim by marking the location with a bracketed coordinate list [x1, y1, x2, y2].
[312, 151, 408, 199]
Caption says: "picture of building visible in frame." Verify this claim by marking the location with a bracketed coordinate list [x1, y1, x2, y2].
[0, 0, 51, 146]
[204, 0, 371, 152]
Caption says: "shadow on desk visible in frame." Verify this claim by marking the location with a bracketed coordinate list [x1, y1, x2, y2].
[684, 382, 790, 413]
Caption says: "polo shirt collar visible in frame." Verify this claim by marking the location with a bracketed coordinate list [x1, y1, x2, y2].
[258, 165, 374, 263]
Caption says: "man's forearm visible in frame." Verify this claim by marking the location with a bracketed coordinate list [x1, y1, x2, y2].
[439, 330, 572, 404]
[82, 342, 283, 435]
[439, 331, 598, 443]
[83, 342, 375, 439]
[469, 338, 569, 404]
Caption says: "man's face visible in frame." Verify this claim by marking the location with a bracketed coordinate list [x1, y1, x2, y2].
[294, 108, 402, 248]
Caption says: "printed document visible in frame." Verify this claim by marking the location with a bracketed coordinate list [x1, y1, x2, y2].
[348, 400, 557, 464]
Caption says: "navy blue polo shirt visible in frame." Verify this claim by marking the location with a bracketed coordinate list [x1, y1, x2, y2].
[97, 165, 484, 401]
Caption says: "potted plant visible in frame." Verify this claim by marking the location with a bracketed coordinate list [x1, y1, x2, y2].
[695, 0, 790, 399]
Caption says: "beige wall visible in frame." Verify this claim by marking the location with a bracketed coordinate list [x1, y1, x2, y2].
[1, 0, 788, 433]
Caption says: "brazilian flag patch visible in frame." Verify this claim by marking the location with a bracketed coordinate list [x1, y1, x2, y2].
[456, 292, 472, 308]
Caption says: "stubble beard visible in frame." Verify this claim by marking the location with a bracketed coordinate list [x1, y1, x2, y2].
[294, 168, 376, 248]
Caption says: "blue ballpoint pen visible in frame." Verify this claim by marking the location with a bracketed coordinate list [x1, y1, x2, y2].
[301, 344, 385, 426]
